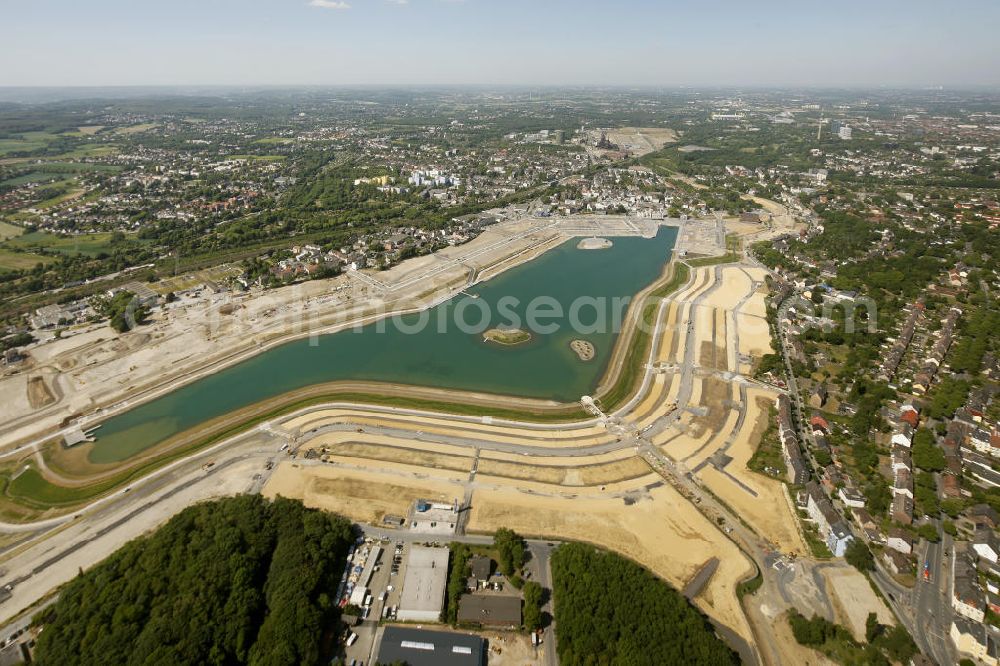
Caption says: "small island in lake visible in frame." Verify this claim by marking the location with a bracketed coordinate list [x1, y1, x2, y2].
[483, 327, 532, 346]
[577, 237, 613, 250]
[570, 339, 596, 361]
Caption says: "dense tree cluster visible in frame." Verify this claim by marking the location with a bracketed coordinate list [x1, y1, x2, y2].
[0, 332, 33, 353]
[845, 540, 875, 572]
[444, 542, 472, 624]
[91, 290, 148, 333]
[33, 496, 355, 666]
[949, 306, 998, 374]
[926, 376, 971, 421]
[911, 428, 946, 472]
[788, 609, 917, 664]
[522, 581, 543, 632]
[551, 542, 737, 665]
[493, 528, 527, 578]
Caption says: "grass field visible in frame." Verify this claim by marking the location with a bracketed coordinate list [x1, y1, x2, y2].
[34, 185, 85, 210]
[4, 465, 139, 509]
[6, 467, 96, 507]
[687, 252, 741, 267]
[114, 123, 158, 135]
[5, 230, 118, 257]
[1, 172, 72, 187]
[0, 248, 52, 272]
[51, 145, 119, 160]
[686, 234, 743, 267]
[70, 125, 105, 136]
[0, 220, 24, 241]
[254, 137, 293, 145]
[227, 154, 287, 162]
[0, 131, 62, 156]
[33, 161, 121, 174]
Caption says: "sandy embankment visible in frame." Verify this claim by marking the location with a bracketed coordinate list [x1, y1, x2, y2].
[695, 391, 806, 555]
[263, 462, 465, 525]
[466, 484, 754, 642]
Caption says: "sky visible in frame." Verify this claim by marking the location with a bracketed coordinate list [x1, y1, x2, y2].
[2, 0, 999, 88]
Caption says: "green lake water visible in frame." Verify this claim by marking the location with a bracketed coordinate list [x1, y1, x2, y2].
[88, 227, 677, 463]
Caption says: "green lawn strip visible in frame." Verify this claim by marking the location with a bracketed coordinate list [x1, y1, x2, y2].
[736, 563, 763, 599]
[686, 252, 741, 267]
[33, 161, 122, 173]
[6, 466, 127, 508]
[0, 248, 53, 272]
[226, 154, 286, 162]
[1, 172, 71, 187]
[34, 186, 84, 210]
[5, 231, 120, 257]
[6, 390, 588, 514]
[597, 262, 689, 410]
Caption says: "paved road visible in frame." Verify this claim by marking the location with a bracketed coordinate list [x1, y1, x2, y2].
[527, 541, 558, 666]
[912, 536, 957, 665]
[0, 431, 280, 625]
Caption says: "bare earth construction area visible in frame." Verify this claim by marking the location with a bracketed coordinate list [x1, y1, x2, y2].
[0, 209, 854, 664]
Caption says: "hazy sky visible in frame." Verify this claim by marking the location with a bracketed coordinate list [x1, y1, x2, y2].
[3, 0, 998, 88]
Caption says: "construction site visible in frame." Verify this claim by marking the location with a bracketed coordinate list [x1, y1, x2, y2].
[0, 203, 893, 664]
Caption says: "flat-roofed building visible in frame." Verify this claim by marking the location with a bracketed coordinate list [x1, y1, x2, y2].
[457, 594, 522, 629]
[397, 545, 449, 622]
[375, 626, 485, 666]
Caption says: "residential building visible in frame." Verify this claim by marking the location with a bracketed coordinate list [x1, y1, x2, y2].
[891, 423, 914, 448]
[950, 619, 999, 665]
[892, 494, 914, 525]
[838, 487, 866, 509]
[886, 528, 913, 555]
[468, 555, 492, 585]
[883, 549, 911, 575]
[974, 528, 1000, 564]
[806, 482, 854, 557]
[893, 468, 913, 499]
[953, 545, 987, 623]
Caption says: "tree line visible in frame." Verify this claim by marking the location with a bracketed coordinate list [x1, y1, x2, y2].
[550, 542, 737, 665]
[33, 496, 355, 666]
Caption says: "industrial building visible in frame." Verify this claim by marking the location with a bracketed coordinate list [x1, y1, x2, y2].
[397, 545, 449, 622]
[410, 498, 460, 535]
[348, 545, 382, 606]
[457, 594, 522, 629]
[375, 626, 485, 666]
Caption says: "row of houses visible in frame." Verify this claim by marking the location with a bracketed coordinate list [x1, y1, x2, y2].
[776, 395, 810, 485]
[878, 300, 923, 382]
[950, 515, 1000, 663]
[968, 425, 1000, 459]
[953, 543, 988, 623]
[912, 306, 962, 395]
[888, 405, 921, 526]
[805, 482, 854, 557]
